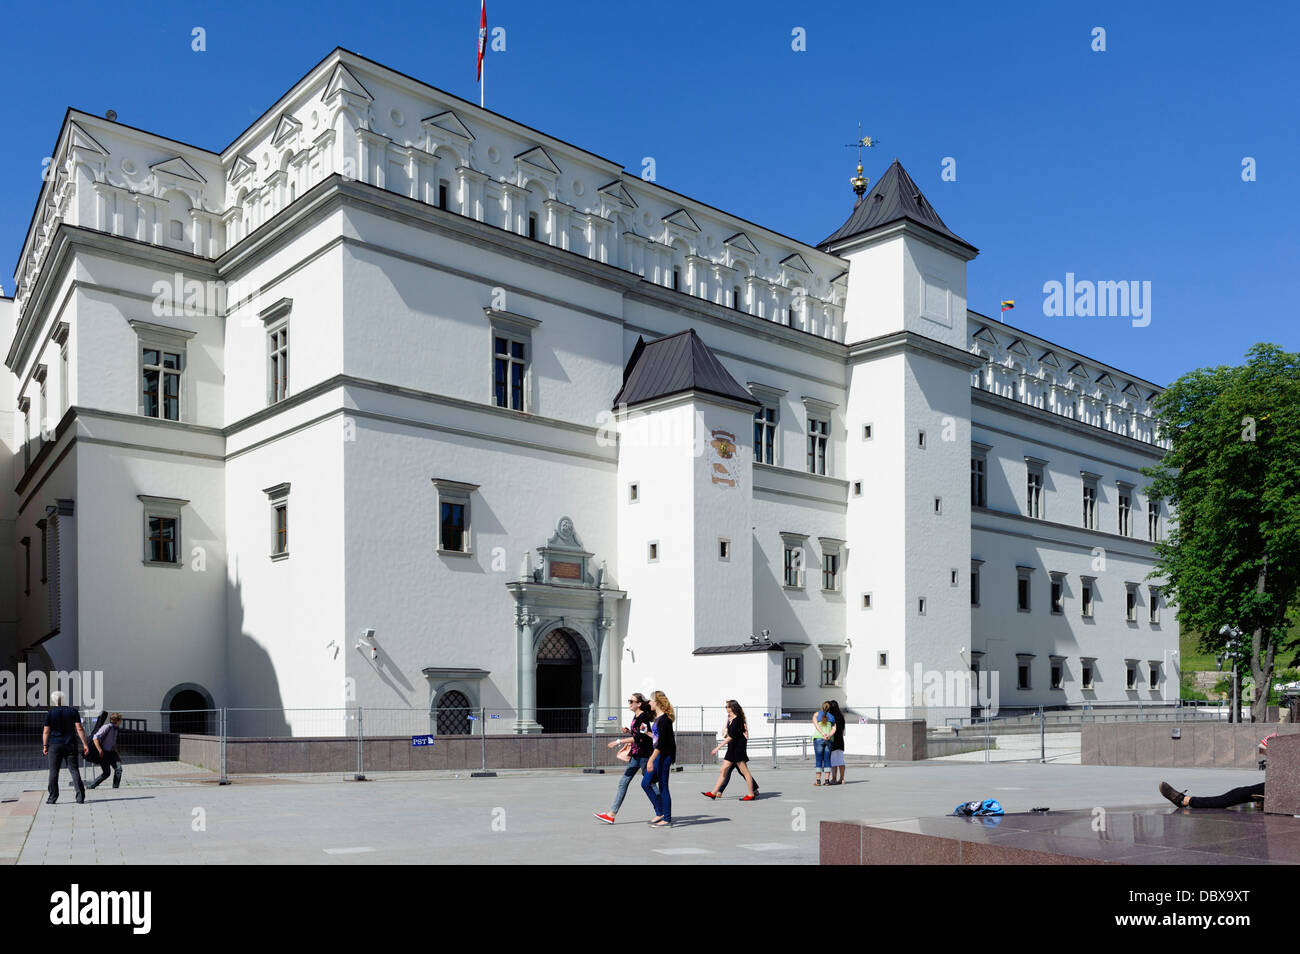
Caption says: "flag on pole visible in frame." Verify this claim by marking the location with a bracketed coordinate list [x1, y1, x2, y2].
[1000, 300, 1015, 313]
[476, 0, 488, 82]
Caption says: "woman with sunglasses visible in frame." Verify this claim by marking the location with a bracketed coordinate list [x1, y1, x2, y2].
[594, 693, 654, 824]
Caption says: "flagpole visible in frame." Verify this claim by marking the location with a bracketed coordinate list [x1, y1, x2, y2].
[481, 57, 484, 108]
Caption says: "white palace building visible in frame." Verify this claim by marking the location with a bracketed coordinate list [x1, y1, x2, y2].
[0, 48, 1178, 733]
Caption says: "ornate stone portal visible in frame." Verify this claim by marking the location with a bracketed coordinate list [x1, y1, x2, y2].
[506, 517, 624, 734]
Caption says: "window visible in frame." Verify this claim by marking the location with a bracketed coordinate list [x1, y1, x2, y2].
[862, 423, 873, 440]
[806, 417, 829, 475]
[1016, 566, 1033, 612]
[1081, 659, 1095, 690]
[818, 538, 843, 593]
[1081, 473, 1099, 530]
[527, 213, 538, 240]
[970, 560, 982, 607]
[1149, 662, 1161, 687]
[732, 285, 741, 311]
[918, 597, 927, 615]
[950, 569, 959, 587]
[782, 533, 806, 588]
[1025, 459, 1045, 518]
[1148, 499, 1161, 541]
[1117, 485, 1132, 536]
[783, 654, 803, 687]
[437, 180, 449, 210]
[37, 368, 48, 442]
[971, 456, 987, 507]
[1126, 662, 1138, 690]
[1080, 577, 1094, 617]
[1050, 572, 1065, 615]
[753, 402, 778, 465]
[862, 592, 872, 609]
[265, 301, 290, 405]
[1125, 583, 1138, 622]
[1148, 586, 1160, 624]
[628, 482, 639, 503]
[672, 266, 681, 291]
[1051, 658, 1065, 690]
[37, 518, 47, 584]
[486, 308, 539, 413]
[264, 483, 290, 560]
[820, 656, 840, 687]
[55, 322, 70, 414]
[20, 400, 30, 469]
[138, 495, 186, 567]
[718, 538, 730, 561]
[1017, 656, 1032, 690]
[877, 652, 888, 668]
[432, 478, 477, 555]
[131, 320, 194, 422]
[648, 541, 659, 562]
[918, 430, 926, 449]
[852, 481, 862, 496]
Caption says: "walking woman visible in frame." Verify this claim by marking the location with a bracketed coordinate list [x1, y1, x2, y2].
[812, 702, 835, 786]
[702, 700, 758, 801]
[642, 690, 676, 828]
[826, 700, 847, 785]
[594, 693, 654, 824]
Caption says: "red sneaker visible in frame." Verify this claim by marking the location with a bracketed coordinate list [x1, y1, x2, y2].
[701, 791, 718, 799]
[593, 812, 616, 824]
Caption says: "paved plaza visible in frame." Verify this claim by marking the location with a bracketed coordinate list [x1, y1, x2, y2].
[0, 759, 1267, 865]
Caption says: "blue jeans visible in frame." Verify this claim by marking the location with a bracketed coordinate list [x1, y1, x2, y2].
[611, 756, 647, 813]
[813, 737, 832, 771]
[642, 755, 674, 821]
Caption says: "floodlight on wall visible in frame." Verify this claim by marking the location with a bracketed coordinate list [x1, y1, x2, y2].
[357, 628, 377, 660]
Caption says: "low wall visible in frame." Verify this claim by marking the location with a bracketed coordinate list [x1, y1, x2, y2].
[1081, 722, 1300, 768]
[179, 731, 719, 775]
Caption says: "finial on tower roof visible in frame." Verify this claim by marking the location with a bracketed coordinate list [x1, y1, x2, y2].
[843, 123, 877, 204]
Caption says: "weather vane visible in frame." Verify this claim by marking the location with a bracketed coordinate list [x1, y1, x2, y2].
[843, 123, 878, 200]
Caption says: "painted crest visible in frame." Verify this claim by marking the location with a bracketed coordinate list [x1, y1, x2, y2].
[708, 428, 739, 488]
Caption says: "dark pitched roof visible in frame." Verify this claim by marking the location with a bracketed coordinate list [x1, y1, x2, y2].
[818, 159, 976, 253]
[692, 642, 784, 655]
[612, 329, 759, 409]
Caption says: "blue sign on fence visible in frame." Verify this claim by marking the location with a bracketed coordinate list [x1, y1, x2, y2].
[467, 714, 477, 721]
[411, 735, 436, 747]
[490, 714, 501, 719]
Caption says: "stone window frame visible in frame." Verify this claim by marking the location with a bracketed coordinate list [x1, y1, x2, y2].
[262, 297, 291, 406]
[1125, 658, 1141, 691]
[971, 441, 991, 508]
[970, 558, 983, 608]
[783, 651, 804, 687]
[1148, 660, 1162, 691]
[1049, 655, 1067, 690]
[1081, 470, 1101, 531]
[264, 482, 291, 561]
[1124, 581, 1140, 623]
[1016, 564, 1034, 613]
[781, 531, 808, 590]
[485, 307, 540, 414]
[718, 537, 730, 562]
[748, 382, 785, 467]
[1080, 575, 1096, 618]
[1025, 456, 1047, 519]
[138, 494, 188, 568]
[130, 319, 196, 422]
[433, 478, 479, 556]
[1016, 653, 1034, 690]
[819, 537, 844, 593]
[1116, 480, 1133, 537]
[1148, 586, 1161, 625]
[1080, 657, 1097, 691]
[1049, 570, 1066, 616]
[818, 643, 845, 687]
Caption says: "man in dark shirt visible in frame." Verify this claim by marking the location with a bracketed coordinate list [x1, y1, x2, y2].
[42, 691, 90, 804]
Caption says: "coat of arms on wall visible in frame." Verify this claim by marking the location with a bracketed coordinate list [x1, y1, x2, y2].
[708, 428, 739, 488]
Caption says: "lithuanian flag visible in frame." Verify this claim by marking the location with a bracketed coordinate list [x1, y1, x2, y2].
[1000, 300, 1015, 313]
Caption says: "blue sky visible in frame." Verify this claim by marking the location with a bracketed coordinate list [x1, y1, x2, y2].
[2, 0, 1296, 386]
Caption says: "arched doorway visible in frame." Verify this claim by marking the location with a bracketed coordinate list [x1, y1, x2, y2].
[167, 689, 211, 735]
[536, 629, 582, 733]
[436, 690, 472, 735]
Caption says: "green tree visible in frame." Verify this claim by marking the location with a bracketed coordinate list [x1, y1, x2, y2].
[1143, 344, 1300, 722]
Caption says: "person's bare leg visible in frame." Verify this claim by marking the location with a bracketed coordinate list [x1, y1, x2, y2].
[737, 762, 756, 797]
[709, 761, 731, 795]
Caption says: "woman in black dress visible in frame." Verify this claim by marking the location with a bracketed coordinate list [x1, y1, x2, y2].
[702, 700, 758, 800]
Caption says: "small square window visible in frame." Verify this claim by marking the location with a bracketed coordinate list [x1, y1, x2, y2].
[629, 482, 639, 503]
[918, 430, 926, 449]
[950, 569, 958, 586]
[648, 541, 659, 562]
[934, 496, 942, 514]
[862, 592, 872, 609]
[862, 423, 873, 441]
[877, 652, 888, 668]
[918, 597, 926, 615]
[718, 538, 730, 561]
[852, 481, 862, 496]
[138, 494, 186, 567]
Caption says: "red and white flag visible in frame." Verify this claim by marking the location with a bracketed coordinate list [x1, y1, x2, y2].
[476, 0, 487, 82]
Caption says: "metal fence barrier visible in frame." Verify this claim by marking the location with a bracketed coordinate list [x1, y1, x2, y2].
[0, 700, 1259, 782]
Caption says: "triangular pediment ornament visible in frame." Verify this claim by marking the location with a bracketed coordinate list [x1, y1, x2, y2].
[67, 121, 109, 156]
[662, 208, 701, 232]
[272, 113, 303, 145]
[422, 109, 475, 141]
[1094, 372, 1116, 389]
[598, 180, 637, 207]
[149, 155, 207, 183]
[1145, 389, 1160, 402]
[515, 146, 561, 175]
[1006, 338, 1030, 357]
[1038, 349, 1062, 368]
[1121, 381, 1141, 397]
[1067, 361, 1091, 379]
[228, 155, 256, 182]
[780, 253, 813, 274]
[724, 232, 759, 254]
[324, 62, 373, 103]
[972, 325, 999, 347]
